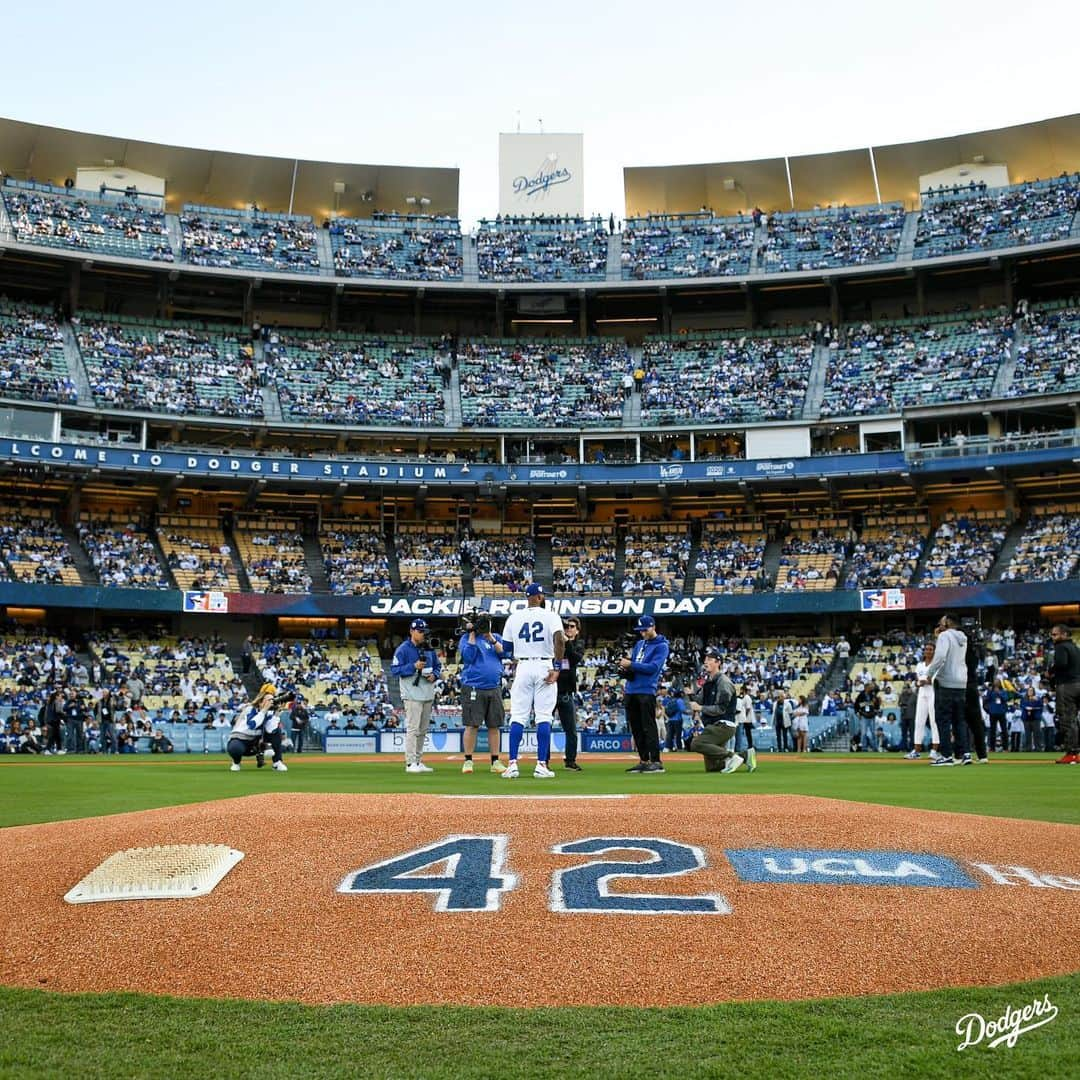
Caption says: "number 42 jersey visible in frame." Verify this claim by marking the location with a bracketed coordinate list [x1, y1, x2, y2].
[501, 607, 565, 660]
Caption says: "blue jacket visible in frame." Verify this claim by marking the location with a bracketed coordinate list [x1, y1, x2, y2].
[390, 639, 442, 681]
[623, 634, 669, 695]
[458, 633, 506, 690]
[983, 689, 1008, 717]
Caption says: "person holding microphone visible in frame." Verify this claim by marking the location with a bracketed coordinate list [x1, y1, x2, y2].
[391, 618, 441, 774]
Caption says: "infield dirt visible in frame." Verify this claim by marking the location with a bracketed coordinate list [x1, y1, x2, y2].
[2, 793, 1078, 1006]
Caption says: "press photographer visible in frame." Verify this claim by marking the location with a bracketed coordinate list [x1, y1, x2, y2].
[556, 616, 586, 770]
[390, 618, 442, 774]
[457, 609, 508, 773]
[688, 648, 753, 773]
[619, 615, 670, 773]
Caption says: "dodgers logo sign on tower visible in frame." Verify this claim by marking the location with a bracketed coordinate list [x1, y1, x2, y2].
[499, 132, 584, 216]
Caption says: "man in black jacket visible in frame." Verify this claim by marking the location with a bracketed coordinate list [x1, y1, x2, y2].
[854, 685, 881, 752]
[1049, 624, 1080, 764]
[556, 617, 586, 770]
[688, 649, 751, 773]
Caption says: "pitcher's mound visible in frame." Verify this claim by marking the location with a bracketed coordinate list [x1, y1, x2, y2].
[2, 793, 1078, 1006]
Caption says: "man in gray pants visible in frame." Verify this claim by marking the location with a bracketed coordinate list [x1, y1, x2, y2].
[390, 618, 442, 774]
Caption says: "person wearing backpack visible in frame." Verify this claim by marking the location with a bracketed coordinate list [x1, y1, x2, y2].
[688, 648, 754, 773]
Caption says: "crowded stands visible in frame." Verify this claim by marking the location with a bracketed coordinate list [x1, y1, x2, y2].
[0, 508, 80, 586]
[461, 526, 535, 596]
[776, 516, 850, 591]
[321, 523, 392, 596]
[820, 312, 1012, 417]
[1, 180, 173, 262]
[760, 203, 906, 272]
[841, 512, 928, 590]
[459, 338, 629, 427]
[476, 217, 608, 281]
[917, 509, 1008, 587]
[621, 215, 754, 279]
[640, 332, 811, 424]
[234, 520, 311, 594]
[77, 516, 170, 589]
[0, 302, 77, 404]
[396, 524, 461, 595]
[693, 521, 768, 594]
[914, 175, 1080, 258]
[1010, 303, 1080, 397]
[621, 523, 690, 595]
[156, 516, 241, 592]
[76, 314, 263, 418]
[180, 206, 320, 273]
[551, 525, 616, 594]
[265, 329, 446, 426]
[999, 504, 1080, 583]
[330, 216, 463, 280]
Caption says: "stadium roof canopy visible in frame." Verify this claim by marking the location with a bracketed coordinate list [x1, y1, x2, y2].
[0, 116, 460, 220]
[623, 112, 1080, 217]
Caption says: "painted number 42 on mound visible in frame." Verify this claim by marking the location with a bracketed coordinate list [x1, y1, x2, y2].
[337, 834, 731, 914]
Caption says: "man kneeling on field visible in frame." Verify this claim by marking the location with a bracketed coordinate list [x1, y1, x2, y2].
[688, 649, 756, 774]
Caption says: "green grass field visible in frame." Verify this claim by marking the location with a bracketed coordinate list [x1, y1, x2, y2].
[2, 753, 1077, 1079]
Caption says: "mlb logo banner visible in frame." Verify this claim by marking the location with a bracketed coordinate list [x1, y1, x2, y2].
[183, 590, 229, 613]
[860, 588, 906, 612]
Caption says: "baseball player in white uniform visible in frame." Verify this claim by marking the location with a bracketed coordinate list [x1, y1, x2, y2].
[499, 582, 565, 778]
[907, 642, 941, 760]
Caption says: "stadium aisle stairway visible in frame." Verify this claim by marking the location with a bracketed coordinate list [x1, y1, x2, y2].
[302, 533, 331, 594]
[59, 523, 100, 586]
[989, 519, 1030, 581]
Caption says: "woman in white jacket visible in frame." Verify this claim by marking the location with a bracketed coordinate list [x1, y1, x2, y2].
[227, 683, 290, 772]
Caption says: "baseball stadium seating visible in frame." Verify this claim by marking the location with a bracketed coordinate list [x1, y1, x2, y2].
[621, 523, 691, 596]
[1009, 302, 1080, 397]
[459, 338, 629, 427]
[180, 205, 320, 273]
[917, 509, 1008, 587]
[841, 512, 929, 590]
[0, 301, 77, 405]
[396, 524, 461, 595]
[914, 175, 1080, 258]
[775, 515, 849, 591]
[265, 330, 446, 426]
[476, 217, 608, 282]
[0, 508, 80, 586]
[640, 331, 812, 424]
[233, 518, 311, 594]
[462, 526, 535, 597]
[76, 314, 262, 418]
[999, 503, 1080, 582]
[155, 516, 241, 592]
[1, 179, 173, 262]
[551, 525, 616, 594]
[76, 515, 170, 589]
[621, 214, 754, 279]
[760, 203, 906, 272]
[321, 522, 393, 596]
[329, 215, 463, 280]
[820, 312, 1012, 417]
[693, 520, 768, 595]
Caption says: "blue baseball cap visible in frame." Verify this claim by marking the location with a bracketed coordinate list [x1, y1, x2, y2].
[635, 615, 656, 631]
[524, 583, 544, 597]
[410, 618, 428, 631]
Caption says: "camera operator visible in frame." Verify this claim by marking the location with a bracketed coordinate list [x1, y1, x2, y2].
[1048, 624, 1080, 764]
[962, 622, 988, 763]
[458, 612, 508, 774]
[688, 648, 751, 773]
[556, 616, 585, 770]
[390, 618, 442, 774]
[619, 615, 670, 773]
[289, 695, 311, 754]
[227, 683, 291, 772]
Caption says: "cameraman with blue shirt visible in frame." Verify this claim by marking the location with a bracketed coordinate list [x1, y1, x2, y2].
[619, 615, 670, 773]
[458, 613, 508, 775]
[390, 618, 442, 774]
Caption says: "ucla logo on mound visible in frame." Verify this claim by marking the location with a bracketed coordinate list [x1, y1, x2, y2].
[725, 848, 979, 888]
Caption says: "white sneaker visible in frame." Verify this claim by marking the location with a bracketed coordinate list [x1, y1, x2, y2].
[57, 749, 67, 755]
[230, 763, 241, 772]
[462, 760, 474, 774]
[905, 750, 921, 760]
[405, 762, 433, 774]
[273, 760, 288, 772]
[721, 754, 745, 774]
[929, 750, 942, 762]
[534, 763, 555, 779]
[502, 762, 519, 779]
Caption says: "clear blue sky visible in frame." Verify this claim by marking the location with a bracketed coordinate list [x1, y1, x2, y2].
[3, 0, 1079, 226]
